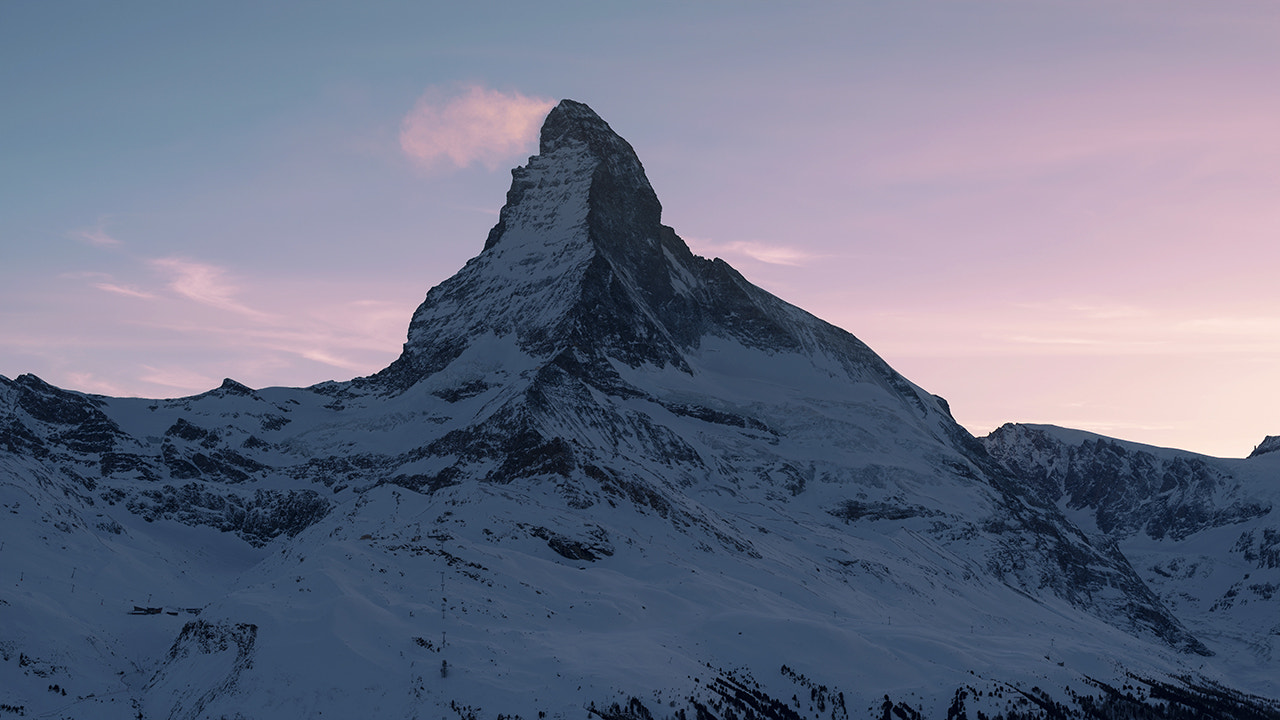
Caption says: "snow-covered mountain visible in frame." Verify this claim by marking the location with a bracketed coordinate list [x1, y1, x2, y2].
[983, 423, 1280, 695]
[2, 100, 1277, 720]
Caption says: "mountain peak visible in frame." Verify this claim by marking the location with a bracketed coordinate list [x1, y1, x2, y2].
[383, 100, 897, 390]
[539, 99, 625, 155]
[482, 100, 659, 253]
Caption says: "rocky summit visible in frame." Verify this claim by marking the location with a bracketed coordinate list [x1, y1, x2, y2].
[1, 100, 1278, 720]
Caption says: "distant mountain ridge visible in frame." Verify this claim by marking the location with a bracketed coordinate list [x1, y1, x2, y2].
[1251, 435, 1280, 459]
[982, 422, 1280, 695]
[1, 100, 1277, 720]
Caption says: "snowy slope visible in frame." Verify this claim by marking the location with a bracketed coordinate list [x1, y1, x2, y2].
[2, 100, 1278, 720]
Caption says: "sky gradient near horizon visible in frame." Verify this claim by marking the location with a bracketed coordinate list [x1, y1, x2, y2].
[4, 2, 1279, 458]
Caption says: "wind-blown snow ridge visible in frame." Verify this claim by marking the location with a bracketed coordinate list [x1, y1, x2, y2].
[1, 100, 1278, 720]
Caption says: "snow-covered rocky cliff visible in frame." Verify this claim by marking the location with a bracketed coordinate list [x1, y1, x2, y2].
[1, 100, 1276, 720]
[983, 423, 1280, 696]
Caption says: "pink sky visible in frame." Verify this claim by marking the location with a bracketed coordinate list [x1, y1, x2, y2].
[3, 3, 1278, 457]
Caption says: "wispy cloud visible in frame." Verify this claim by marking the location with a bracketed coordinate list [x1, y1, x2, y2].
[399, 85, 554, 171]
[72, 227, 122, 248]
[94, 282, 156, 300]
[850, 74, 1280, 190]
[1068, 420, 1179, 434]
[1064, 303, 1151, 320]
[63, 372, 128, 397]
[111, 291, 411, 382]
[996, 334, 1173, 353]
[148, 257, 266, 317]
[1002, 335, 1108, 347]
[687, 238, 817, 267]
[297, 348, 368, 372]
[1177, 315, 1280, 334]
[59, 271, 113, 281]
[139, 365, 217, 392]
[855, 298, 1280, 361]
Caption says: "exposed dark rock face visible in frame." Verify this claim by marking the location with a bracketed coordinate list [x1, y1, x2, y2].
[1233, 527, 1280, 569]
[981, 423, 1278, 662]
[1250, 435, 1280, 459]
[126, 482, 330, 547]
[4, 373, 128, 456]
[984, 423, 1270, 541]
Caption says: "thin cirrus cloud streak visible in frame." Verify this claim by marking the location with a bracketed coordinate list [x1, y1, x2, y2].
[94, 282, 156, 300]
[45, 250, 405, 393]
[138, 365, 218, 392]
[127, 291, 409, 374]
[148, 257, 270, 318]
[399, 85, 554, 171]
[296, 348, 371, 373]
[63, 372, 128, 397]
[855, 81, 1280, 187]
[844, 299, 1280, 363]
[66, 243, 411, 382]
[72, 227, 122, 248]
[685, 238, 817, 267]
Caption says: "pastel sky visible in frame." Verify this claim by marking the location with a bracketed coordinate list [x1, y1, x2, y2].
[4, 2, 1279, 458]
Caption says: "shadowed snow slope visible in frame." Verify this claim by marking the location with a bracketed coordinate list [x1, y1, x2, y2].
[1, 100, 1277, 720]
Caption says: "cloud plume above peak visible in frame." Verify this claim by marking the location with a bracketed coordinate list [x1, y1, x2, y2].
[399, 85, 553, 171]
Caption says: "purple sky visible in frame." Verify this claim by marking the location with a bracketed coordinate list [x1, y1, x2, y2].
[3, 2, 1279, 457]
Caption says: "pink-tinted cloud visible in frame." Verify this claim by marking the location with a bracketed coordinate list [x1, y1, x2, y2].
[686, 238, 817, 267]
[59, 271, 113, 281]
[148, 258, 266, 317]
[63, 372, 128, 396]
[76, 283, 415, 393]
[139, 365, 217, 391]
[400, 85, 554, 171]
[297, 348, 367, 372]
[94, 282, 156, 300]
[72, 227, 122, 247]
